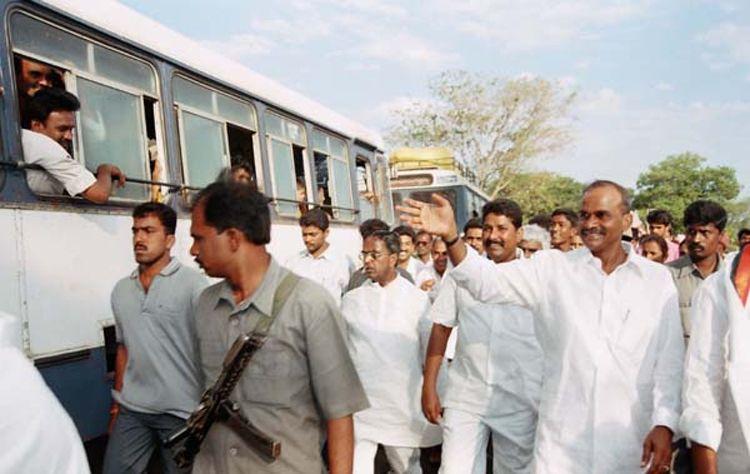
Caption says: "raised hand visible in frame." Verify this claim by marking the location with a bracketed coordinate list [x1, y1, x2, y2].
[396, 193, 458, 240]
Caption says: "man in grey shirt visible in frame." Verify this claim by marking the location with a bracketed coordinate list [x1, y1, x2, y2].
[189, 182, 369, 474]
[104, 202, 207, 474]
[667, 200, 727, 339]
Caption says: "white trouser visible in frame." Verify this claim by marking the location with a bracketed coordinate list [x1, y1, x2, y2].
[353, 438, 422, 474]
[439, 407, 535, 474]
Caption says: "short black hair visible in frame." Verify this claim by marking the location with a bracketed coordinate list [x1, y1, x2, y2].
[359, 218, 389, 239]
[583, 180, 631, 212]
[193, 182, 271, 245]
[482, 199, 523, 229]
[551, 208, 579, 227]
[646, 209, 673, 227]
[26, 88, 80, 124]
[739, 228, 750, 242]
[529, 214, 551, 231]
[133, 202, 177, 235]
[639, 234, 668, 259]
[299, 208, 330, 231]
[463, 217, 483, 234]
[368, 230, 401, 255]
[683, 200, 728, 231]
[392, 225, 416, 242]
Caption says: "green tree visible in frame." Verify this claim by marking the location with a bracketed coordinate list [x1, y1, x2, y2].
[386, 70, 576, 197]
[633, 152, 741, 232]
[502, 171, 584, 218]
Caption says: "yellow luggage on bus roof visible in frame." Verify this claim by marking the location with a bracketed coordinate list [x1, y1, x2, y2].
[390, 147, 456, 171]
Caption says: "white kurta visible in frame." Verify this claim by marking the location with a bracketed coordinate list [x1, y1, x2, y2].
[431, 271, 543, 416]
[416, 265, 445, 303]
[341, 275, 442, 447]
[285, 245, 352, 305]
[450, 245, 684, 473]
[681, 252, 750, 473]
[0, 313, 90, 474]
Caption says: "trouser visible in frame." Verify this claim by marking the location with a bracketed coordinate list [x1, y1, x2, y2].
[439, 407, 535, 474]
[354, 438, 422, 474]
[103, 406, 190, 474]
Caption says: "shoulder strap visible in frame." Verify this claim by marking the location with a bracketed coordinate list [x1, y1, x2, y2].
[253, 271, 301, 336]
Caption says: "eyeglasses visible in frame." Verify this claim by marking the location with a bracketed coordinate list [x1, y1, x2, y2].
[359, 251, 385, 262]
[415, 241, 431, 246]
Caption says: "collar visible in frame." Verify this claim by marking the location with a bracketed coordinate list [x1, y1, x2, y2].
[576, 242, 645, 277]
[129, 257, 181, 279]
[301, 243, 333, 261]
[690, 253, 724, 277]
[216, 257, 280, 317]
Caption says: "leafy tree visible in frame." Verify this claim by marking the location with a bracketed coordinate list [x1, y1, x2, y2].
[633, 152, 741, 232]
[386, 70, 575, 198]
[501, 171, 584, 218]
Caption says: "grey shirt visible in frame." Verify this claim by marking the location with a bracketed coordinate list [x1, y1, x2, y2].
[667, 254, 724, 338]
[193, 257, 368, 474]
[111, 258, 208, 418]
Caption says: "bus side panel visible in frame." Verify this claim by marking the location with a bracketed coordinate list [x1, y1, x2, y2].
[21, 210, 133, 355]
[0, 209, 25, 349]
[37, 347, 111, 441]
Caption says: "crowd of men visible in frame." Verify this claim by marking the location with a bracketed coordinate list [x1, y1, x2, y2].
[7, 53, 750, 474]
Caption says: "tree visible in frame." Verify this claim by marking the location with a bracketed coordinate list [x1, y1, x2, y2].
[386, 70, 575, 198]
[501, 171, 584, 218]
[633, 152, 741, 232]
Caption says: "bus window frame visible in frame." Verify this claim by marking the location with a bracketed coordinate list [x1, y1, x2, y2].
[8, 10, 165, 204]
[172, 73, 262, 191]
[311, 128, 355, 223]
[355, 154, 378, 221]
[264, 109, 310, 218]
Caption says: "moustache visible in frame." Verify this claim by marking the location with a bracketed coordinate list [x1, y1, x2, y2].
[134, 245, 148, 251]
[581, 227, 605, 237]
[484, 239, 505, 248]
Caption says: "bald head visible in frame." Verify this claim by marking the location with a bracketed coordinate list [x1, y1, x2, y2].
[582, 180, 630, 213]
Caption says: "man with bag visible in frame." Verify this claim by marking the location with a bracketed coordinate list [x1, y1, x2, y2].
[189, 182, 369, 473]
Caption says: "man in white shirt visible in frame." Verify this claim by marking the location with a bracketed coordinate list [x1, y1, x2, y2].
[462, 217, 484, 255]
[285, 208, 352, 305]
[342, 230, 441, 473]
[23, 88, 125, 203]
[414, 230, 433, 274]
[681, 245, 750, 473]
[393, 224, 422, 280]
[423, 199, 543, 474]
[398, 180, 683, 473]
[415, 238, 448, 302]
[0, 311, 90, 474]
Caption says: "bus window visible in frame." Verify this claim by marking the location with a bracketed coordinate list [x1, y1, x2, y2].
[10, 13, 160, 201]
[265, 111, 308, 216]
[173, 75, 259, 190]
[374, 156, 394, 224]
[312, 130, 354, 221]
[355, 157, 376, 221]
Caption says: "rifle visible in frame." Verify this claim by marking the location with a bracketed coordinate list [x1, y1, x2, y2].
[164, 332, 281, 468]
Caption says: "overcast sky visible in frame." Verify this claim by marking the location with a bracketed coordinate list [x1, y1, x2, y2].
[123, 0, 749, 195]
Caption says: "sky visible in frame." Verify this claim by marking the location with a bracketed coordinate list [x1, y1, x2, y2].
[122, 0, 749, 195]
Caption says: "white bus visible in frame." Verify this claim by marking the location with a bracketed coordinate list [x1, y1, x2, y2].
[0, 0, 393, 441]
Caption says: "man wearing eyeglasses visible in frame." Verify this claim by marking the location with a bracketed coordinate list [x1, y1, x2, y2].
[414, 230, 434, 275]
[341, 230, 441, 473]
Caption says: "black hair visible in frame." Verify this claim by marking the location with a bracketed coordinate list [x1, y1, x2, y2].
[392, 225, 416, 242]
[551, 208, 579, 227]
[529, 214, 551, 231]
[646, 209, 673, 227]
[193, 182, 271, 245]
[359, 218, 389, 239]
[639, 234, 668, 259]
[583, 180, 631, 212]
[416, 230, 433, 241]
[683, 200, 728, 231]
[299, 207, 330, 231]
[133, 202, 177, 235]
[26, 88, 80, 124]
[482, 199, 523, 229]
[463, 217, 483, 234]
[739, 228, 750, 242]
[368, 230, 401, 255]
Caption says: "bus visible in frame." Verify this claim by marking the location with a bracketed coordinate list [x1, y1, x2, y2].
[0, 0, 394, 442]
[389, 147, 490, 230]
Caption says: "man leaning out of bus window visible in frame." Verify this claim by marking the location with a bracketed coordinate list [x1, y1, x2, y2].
[21, 87, 126, 203]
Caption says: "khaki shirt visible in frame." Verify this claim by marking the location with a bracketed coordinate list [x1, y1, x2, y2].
[193, 258, 368, 474]
[667, 254, 724, 338]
